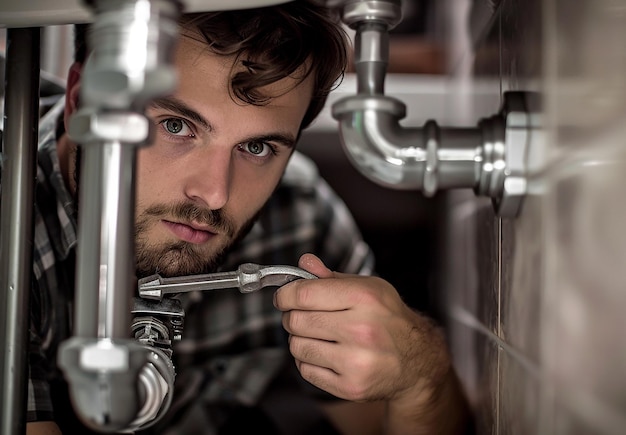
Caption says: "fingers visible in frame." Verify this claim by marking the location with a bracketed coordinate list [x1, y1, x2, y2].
[282, 307, 391, 346]
[298, 253, 334, 278]
[296, 360, 376, 402]
[274, 253, 349, 311]
[276, 254, 390, 312]
[281, 307, 384, 344]
[282, 309, 341, 342]
[289, 334, 400, 402]
[275, 276, 358, 312]
[275, 272, 396, 314]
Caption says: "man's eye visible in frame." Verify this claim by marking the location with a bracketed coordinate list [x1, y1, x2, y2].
[243, 142, 272, 157]
[161, 118, 193, 136]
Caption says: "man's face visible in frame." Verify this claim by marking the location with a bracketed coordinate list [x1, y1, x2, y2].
[133, 35, 313, 278]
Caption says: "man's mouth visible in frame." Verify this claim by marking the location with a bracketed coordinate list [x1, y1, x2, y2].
[161, 220, 216, 244]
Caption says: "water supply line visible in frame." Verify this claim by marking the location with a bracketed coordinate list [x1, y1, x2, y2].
[330, 0, 533, 217]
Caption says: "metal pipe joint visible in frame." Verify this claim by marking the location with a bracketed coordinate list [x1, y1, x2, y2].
[331, 0, 534, 217]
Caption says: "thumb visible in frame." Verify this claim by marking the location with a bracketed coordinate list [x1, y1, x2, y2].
[298, 253, 334, 278]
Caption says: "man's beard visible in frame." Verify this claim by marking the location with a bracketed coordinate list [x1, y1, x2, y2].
[134, 201, 258, 279]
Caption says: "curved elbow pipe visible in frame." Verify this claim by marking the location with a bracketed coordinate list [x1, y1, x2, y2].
[332, 94, 483, 193]
[332, 90, 533, 217]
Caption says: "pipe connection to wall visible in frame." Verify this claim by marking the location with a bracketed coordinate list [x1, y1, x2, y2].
[331, 0, 533, 218]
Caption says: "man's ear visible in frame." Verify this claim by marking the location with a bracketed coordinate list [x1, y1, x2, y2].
[64, 62, 83, 133]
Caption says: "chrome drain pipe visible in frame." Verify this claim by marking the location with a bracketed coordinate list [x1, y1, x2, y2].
[331, 0, 533, 217]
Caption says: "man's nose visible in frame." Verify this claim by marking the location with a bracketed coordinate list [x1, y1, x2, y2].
[183, 148, 231, 210]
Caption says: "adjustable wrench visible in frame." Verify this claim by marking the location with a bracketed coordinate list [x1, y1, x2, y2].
[138, 263, 318, 300]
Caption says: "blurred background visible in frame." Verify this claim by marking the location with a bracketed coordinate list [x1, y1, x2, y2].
[2, 0, 626, 433]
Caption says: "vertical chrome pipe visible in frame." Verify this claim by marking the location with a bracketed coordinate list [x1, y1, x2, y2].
[74, 141, 137, 339]
[58, 1, 181, 431]
[354, 21, 389, 95]
[0, 27, 41, 435]
[69, 0, 178, 340]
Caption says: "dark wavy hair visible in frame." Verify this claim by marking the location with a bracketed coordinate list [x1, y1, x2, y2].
[75, 1, 349, 131]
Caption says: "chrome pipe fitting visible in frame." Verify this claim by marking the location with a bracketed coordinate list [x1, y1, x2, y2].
[82, 0, 180, 109]
[333, 90, 533, 217]
[331, 0, 533, 217]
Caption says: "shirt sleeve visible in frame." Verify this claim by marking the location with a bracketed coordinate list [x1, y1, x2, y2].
[311, 176, 375, 275]
[27, 262, 55, 422]
[26, 333, 56, 422]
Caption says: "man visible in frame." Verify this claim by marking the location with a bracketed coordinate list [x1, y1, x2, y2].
[22, 1, 471, 434]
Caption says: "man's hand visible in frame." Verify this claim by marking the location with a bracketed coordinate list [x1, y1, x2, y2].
[273, 253, 471, 434]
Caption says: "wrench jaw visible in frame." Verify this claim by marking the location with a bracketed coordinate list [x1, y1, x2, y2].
[240, 263, 319, 293]
[234, 263, 321, 293]
[238, 263, 265, 293]
[138, 275, 166, 300]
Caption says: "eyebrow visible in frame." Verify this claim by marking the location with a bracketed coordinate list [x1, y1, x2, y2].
[150, 96, 212, 131]
[150, 96, 298, 149]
